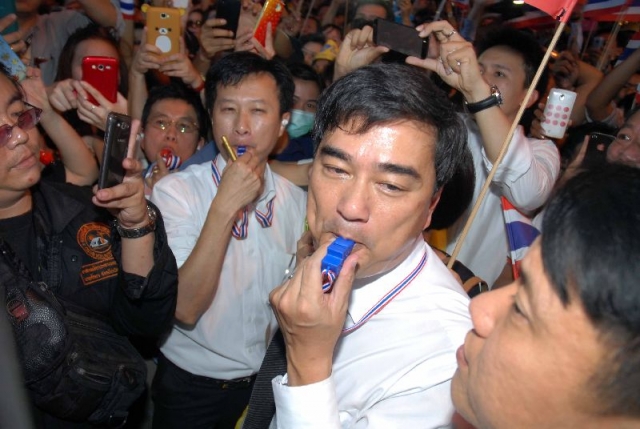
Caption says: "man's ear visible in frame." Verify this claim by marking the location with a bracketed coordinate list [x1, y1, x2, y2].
[278, 112, 291, 137]
[523, 88, 540, 109]
[197, 137, 205, 150]
[422, 187, 443, 231]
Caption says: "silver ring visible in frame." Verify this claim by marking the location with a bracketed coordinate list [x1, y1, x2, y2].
[91, 104, 96, 110]
[286, 273, 294, 280]
[456, 60, 462, 67]
[445, 30, 456, 38]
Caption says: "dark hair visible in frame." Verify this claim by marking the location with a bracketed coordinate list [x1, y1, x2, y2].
[287, 61, 325, 92]
[475, 27, 549, 101]
[475, 27, 548, 132]
[299, 33, 326, 48]
[321, 23, 343, 38]
[55, 24, 128, 97]
[141, 83, 210, 141]
[541, 165, 640, 417]
[313, 63, 467, 190]
[348, 0, 394, 23]
[204, 52, 294, 116]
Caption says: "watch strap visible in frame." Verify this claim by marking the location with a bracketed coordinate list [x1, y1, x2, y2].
[465, 85, 502, 114]
[115, 205, 157, 239]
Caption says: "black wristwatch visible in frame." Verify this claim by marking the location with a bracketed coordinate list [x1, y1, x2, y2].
[465, 85, 503, 114]
[115, 204, 157, 239]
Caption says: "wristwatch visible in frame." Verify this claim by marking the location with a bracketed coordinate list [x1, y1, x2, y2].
[465, 85, 503, 114]
[115, 204, 157, 239]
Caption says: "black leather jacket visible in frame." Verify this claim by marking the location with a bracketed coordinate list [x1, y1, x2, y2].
[29, 180, 178, 337]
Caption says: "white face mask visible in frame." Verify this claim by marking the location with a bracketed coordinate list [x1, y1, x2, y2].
[286, 109, 315, 138]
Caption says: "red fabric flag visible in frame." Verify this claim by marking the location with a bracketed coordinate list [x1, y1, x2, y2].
[524, 0, 579, 22]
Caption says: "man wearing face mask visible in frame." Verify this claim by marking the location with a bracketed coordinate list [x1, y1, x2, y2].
[271, 63, 324, 163]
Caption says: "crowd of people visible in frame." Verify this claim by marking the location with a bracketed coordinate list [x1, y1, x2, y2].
[1, 0, 639, 427]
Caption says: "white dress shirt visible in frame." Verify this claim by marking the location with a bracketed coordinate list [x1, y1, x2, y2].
[446, 116, 560, 286]
[270, 239, 472, 428]
[151, 155, 307, 379]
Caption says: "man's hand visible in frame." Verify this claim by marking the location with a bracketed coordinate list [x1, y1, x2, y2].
[145, 152, 171, 190]
[0, 14, 28, 56]
[407, 20, 488, 103]
[158, 38, 204, 89]
[334, 26, 388, 80]
[216, 150, 266, 216]
[551, 51, 579, 90]
[269, 241, 359, 386]
[131, 30, 163, 77]
[200, 18, 236, 58]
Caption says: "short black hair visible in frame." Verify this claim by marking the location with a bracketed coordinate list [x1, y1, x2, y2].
[204, 52, 294, 116]
[141, 83, 210, 141]
[476, 27, 549, 98]
[286, 62, 325, 92]
[348, 0, 394, 22]
[313, 63, 467, 191]
[541, 164, 640, 417]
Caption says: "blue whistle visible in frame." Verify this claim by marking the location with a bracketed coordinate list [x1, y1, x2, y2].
[321, 237, 355, 278]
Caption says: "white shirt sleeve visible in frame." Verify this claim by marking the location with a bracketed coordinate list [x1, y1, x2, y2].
[272, 375, 341, 429]
[481, 126, 560, 213]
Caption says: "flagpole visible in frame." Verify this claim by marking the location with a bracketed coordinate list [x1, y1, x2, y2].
[434, 0, 448, 21]
[447, 19, 568, 271]
[596, 13, 626, 71]
[301, 0, 318, 38]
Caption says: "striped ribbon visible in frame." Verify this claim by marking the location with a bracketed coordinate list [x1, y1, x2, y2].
[211, 156, 274, 240]
[343, 250, 427, 334]
[321, 269, 336, 292]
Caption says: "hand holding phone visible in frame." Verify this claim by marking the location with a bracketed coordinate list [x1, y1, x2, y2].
[373, 18, 428, 59]
[214, 0, 241, 36]
[82, 56, 118, 105]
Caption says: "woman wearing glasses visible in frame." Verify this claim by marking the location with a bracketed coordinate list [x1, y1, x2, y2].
[0, 62, 178, 427]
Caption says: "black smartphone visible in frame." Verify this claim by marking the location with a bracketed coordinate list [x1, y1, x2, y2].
[373, 18, 428, 59]
[213, 0, 241, 35]
[99, 113, 132, 189]
[582, 132, 615, 169]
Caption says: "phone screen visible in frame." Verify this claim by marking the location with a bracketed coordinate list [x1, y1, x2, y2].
[373, 18, 428, 59]
[99, 113, 132, 189]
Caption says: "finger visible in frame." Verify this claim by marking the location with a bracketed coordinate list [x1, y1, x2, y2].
[328, 253, 358, 307]
[155, 152, 170, 174]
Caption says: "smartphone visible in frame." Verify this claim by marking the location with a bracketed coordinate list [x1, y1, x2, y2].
[373, 18, 428, 59]
[215, 0, 241, 35]
[253, 0, 284, 47]
[582, 132, 615, 169]
[82, 56, 118, 105]
[0, 35, 26, 81]
[144, 5, 183, 56]
[99, 113, 133, 189]
[0, 1, 19, 36]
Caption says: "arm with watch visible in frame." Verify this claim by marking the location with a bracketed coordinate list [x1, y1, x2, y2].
[406, 21, 514, 164]
[93, 153, 178, 337]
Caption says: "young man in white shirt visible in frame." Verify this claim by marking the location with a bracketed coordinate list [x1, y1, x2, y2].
[150, 52, 307, 429]
[265, 63, 473, 428]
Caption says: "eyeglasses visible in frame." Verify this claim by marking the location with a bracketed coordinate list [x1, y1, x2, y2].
[0, 103, 42, 149]
[187, 20, 203, 27]
[148, 117, 199, 134]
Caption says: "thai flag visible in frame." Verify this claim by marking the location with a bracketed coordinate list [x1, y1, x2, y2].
[524, 0, 579, 22]
[597, 0, 640, 21]
[583, 0, 628, 18]
[501, 197, 540, 279]
[616, 31, 640, 65]
[507, 11, 556, 29]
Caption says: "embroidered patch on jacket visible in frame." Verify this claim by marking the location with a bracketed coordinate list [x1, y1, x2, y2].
[77, 222, 113, 260]
[77, 222, 118, 285]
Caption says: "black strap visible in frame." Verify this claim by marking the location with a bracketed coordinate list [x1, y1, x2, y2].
[242, 330, 287, 429]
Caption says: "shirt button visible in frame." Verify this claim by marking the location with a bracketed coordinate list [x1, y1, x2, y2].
[71, 255, 78, 262]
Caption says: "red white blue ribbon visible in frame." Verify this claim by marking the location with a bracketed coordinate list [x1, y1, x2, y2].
[343, 250, 427, 334]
